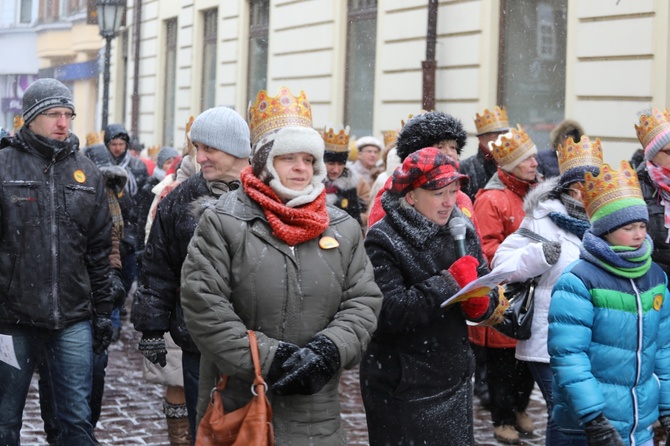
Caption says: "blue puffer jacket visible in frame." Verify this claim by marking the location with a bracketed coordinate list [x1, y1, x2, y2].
[548, 259, 670, 446]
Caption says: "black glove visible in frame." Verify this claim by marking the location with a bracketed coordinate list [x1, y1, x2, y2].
[92, 316, 113, 355]
[267, 341, 300, 385]
[542, 241, 562, 265]
[138, 332, 167, 367]
[271, 335, 341, 396]
[110, 269, 127, 309]
[584, 414, 624, 446]
[660, 415, 670, 441]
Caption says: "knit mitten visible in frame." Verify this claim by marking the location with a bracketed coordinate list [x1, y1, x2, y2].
[138, 332, 167, 367]
[447, 255, 479, 288]
[542, 241, 562, 265]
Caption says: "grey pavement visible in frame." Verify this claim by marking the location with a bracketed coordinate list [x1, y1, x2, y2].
[20, 310, 549, 445]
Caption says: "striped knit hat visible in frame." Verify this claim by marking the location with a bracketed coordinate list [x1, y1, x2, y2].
[582, 161, 648, 236]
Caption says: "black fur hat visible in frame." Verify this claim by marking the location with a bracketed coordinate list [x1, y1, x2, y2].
[395, 111, 468, 161]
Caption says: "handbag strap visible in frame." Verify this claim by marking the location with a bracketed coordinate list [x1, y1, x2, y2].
[515, 227, 550, 244]
[248, 330, 266, 389]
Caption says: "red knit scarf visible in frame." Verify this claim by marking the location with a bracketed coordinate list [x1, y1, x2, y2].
[497, 167, 537, 198]
[240, 167, 330, 246]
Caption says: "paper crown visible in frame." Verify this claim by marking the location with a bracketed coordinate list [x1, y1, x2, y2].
[86, 131, 103, 146]
[247, 86, 313, 146]
[147, 145, 160, 159]
[322, 124, 351, 153]
[382, 130, 398, 148]
[489, 124, 536, 168]
[475, 106, 510, 135]
[582, 161, 645, 223]
[557, 135, 603, 176]
[635, 108, 670, 149]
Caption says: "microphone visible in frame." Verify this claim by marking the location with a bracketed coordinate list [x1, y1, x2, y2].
[448, 217, 467, 258]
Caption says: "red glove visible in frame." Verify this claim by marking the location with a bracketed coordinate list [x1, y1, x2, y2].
[460, 296, 490, 319]
[447, 255, 479, 288]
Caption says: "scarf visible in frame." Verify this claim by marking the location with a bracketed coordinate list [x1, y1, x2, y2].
[241, 167, 329, 246]
[117, 150, 138, 197]
[645, 161, 670, 242]
[107, 189, 124, 240]
[497, 167, 536, 199]
[580, 230, 653, 278]
[548, 193, 591, 239]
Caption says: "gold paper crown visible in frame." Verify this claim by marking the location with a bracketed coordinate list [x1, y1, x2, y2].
[401, 111, 429, 128]
[557, 135, 603, 176]
[247, 86, 313, 145]
[490, 124, 535, 167]
[382, 130, 398, 148]
[322, 124, 351, 153]
[13, 115, 23, 132]
[474, 106, 510, 135]
[86, 132, 103, 146]
[582, 161, 643, 220]
[634, 108, 670, 149]
[147, 145, 160, 159]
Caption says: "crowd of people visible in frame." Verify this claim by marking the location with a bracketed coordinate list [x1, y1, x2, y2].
[1, 77, 670, 446]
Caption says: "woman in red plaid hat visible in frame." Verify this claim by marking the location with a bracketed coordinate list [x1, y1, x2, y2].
[362, 147, 501, 445]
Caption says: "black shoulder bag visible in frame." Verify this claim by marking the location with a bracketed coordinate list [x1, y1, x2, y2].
[493, 228, 550, 340]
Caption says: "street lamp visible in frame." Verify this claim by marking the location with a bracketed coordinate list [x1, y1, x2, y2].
[96, 0, 127, 130]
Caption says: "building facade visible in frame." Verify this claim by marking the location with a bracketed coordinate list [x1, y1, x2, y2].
[26, 0, 670, 165]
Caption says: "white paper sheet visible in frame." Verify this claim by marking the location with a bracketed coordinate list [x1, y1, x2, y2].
[0, 334, 21, 370]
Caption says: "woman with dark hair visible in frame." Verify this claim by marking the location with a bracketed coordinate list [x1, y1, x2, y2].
[180, 87, 382, 445]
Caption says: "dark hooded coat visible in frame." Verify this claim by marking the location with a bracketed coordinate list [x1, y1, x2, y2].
[459, 146, 498, 202]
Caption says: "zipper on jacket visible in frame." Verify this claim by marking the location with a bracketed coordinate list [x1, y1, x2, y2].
[629, 278, 642, 445]
[49, 164, 59, 326]
[44, 153, 57, 174]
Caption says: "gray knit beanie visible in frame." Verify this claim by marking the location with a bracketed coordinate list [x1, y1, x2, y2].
[22, 78, 75, 125]
[189, 107, 251, 158]
[156, 146, 179, 169]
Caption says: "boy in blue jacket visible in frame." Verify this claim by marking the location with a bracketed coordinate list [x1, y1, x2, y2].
[548, 161, 670, 446]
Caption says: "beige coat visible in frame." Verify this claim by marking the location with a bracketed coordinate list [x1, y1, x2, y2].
[180, 189, 382, 446]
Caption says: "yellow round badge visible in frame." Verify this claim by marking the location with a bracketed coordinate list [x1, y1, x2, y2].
[341, 198, 349, 208]
[654, 294, 664, 311]
[461, 207, 472, 218]
[319, 236, 340, 250]
[74, 169, 86, 183]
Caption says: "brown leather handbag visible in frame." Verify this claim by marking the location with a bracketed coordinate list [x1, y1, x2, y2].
[195, 330, 274, 446]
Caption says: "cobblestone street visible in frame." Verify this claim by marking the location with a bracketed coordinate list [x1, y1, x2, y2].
[20, 312, 547, 445]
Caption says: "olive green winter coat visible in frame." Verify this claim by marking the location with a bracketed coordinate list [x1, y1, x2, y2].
[181, 188, 382, 446]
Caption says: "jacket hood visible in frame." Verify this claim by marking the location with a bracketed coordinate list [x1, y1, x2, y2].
[104, 124, 130, 147]
[84, 143, 114, 167]
[550, 119, 583, 150]
[523, 176, 559, 215]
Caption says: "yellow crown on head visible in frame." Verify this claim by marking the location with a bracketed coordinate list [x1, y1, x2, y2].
[582, 161, 643, 221]
[382, 130, 398, 148]
[475, 106, 510, 135]
[147, 145, 160, 159]
[635, 108, 670, 149]
[322, 124, 351, 153]
[557, 135, 603, 176]
[247, 86, 313, 146]
[490, 124, 535, 168]
[86, 132, 103, 146]
[13, 115, 23, 132]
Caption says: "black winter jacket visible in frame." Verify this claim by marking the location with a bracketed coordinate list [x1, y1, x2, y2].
[459, 147, 498, 202]
[132, 173, 237, 352]
[0, 130, 113, 329]
[637, 164, 670, 273]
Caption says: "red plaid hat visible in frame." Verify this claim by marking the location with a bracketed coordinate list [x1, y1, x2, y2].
[390, 147, 469, 195]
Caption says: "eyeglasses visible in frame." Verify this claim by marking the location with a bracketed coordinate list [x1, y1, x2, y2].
[41, 111, 76, 120]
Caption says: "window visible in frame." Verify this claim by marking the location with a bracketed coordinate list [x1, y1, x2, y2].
[499, 0, 568, 151]
[201, 8, 218, 111]
[163, 19, 178, 147]
[247, 0, 269, 105]
[344, 0, 377, 138]
[39, 0, 59, 22]
[20, 0, 32, 23]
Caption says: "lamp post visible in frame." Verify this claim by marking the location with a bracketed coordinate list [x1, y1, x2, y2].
[96, 0, 127, 130]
